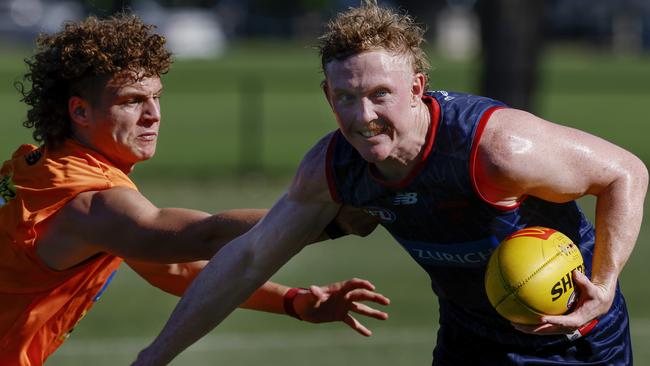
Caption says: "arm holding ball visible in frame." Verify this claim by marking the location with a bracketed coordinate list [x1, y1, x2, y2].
[477, 108, 648, 335]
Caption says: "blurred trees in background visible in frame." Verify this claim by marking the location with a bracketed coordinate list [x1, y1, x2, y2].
[72, 0, 648, 111]
[2, 0, 649, 112]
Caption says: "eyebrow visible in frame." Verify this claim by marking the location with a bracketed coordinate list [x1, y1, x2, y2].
[117, 86, 163, 97]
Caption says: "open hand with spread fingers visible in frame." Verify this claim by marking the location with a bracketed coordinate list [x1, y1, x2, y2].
[290, 278, 390, 336]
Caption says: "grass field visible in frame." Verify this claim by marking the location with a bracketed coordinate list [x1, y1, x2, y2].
[1, 42, 649, 365]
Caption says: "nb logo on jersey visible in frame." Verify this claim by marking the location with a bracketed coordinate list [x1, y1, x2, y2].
[393, 192, 418, 205]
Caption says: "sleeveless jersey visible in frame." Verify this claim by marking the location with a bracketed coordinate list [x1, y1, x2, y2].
[0, 140, 136, 365]
[326, 91, 630, 361]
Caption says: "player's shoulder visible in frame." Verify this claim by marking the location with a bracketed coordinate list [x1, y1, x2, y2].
[476, 108, 553, 183]
[480, 108, 543, 147]
[427, 90, 498, 103]
[288, 131, 337, 203]
[427, 90, 507, 114]
[65, 186, 145, 217]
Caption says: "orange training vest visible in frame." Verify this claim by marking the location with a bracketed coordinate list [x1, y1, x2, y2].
[0, 140, 137, 365]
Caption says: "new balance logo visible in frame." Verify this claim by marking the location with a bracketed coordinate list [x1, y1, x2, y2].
[393, 192, 418, 205]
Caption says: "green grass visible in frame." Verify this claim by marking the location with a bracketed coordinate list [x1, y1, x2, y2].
[1, 42, 649, 364]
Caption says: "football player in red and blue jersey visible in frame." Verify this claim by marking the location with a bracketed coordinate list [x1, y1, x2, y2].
[134, 1, 648, 365]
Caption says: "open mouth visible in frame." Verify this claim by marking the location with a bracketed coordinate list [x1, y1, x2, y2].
[359, 121, 388, 138]
[138, 133, 158, 141]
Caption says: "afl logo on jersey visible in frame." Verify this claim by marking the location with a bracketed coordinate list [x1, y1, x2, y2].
[363, 206, 396, 223]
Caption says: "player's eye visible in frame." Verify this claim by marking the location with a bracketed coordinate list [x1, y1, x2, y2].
[374, 89, 389, 98]
[336, 93, 355, 104]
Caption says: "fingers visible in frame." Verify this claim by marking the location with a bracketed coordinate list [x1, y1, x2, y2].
[337, 278, 391, 306]
[513, 318, 597, 336]
[513, 321, 579, 335]
[572, 269, 591, 292]
[303, 278, 390, 336]
[541, 312, 586, 329]
[322, 277, 381, 295]
[348, 301, 389, 320]
[539, 270, 596, 328]
[344, 288, 391, 306]
[541, 273, 596, 328]
[337, 278, 376, 293]
[573, 268, 588, 282]
[512, 271, 608, 337]
[512, 322, 554, 334]
[343, 314, 372, 337]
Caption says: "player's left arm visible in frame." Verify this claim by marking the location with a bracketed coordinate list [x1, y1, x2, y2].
[126, 260, 207, 296]
[127, 259, 388, 333]
[477, 108, 648, 333]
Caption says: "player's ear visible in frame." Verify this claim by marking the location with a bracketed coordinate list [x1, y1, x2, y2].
[68, 96, 90, 127]
[411, 72, 426, 107]
[321, 80, 334, 109]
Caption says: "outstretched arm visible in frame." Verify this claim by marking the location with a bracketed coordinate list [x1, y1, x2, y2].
[129, 259, 389, 335]
[37, 186, 375, 271]
[36, 198, 268, 269]
[119, 204, 377, 298]
[132, 137, 345, 365]
[477, 108, 648, 334]
[237, 278, 389, 336]
[132, 193, 339, 365]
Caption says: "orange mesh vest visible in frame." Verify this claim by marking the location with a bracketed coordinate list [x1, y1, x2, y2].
[0, 140, 137, 365]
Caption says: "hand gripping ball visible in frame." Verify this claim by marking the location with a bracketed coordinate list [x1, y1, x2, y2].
[484, 227, 585, 324]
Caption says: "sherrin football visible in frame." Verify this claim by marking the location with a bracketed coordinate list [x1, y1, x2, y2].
[484, 227, 585, 325]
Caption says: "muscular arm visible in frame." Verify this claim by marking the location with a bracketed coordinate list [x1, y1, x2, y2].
[127, 260, 291, 313]
[133, 137, 341, 365]
[36, 192, 267, 269]
[478, 108, 648, 329]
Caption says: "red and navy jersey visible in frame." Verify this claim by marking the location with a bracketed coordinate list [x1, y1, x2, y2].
[326, 91, 629, 358]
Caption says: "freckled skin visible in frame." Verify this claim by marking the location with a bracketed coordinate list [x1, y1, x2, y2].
[323, 51, 430, 181]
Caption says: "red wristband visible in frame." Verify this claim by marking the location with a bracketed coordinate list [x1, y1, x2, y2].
[283, 287, 305, 321]
[565, 319, 599, 341]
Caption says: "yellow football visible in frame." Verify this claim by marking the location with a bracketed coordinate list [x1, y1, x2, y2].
[484, 226, 584, 325]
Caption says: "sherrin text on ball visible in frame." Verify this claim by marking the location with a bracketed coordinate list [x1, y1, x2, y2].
[485, 227, 584, 325]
